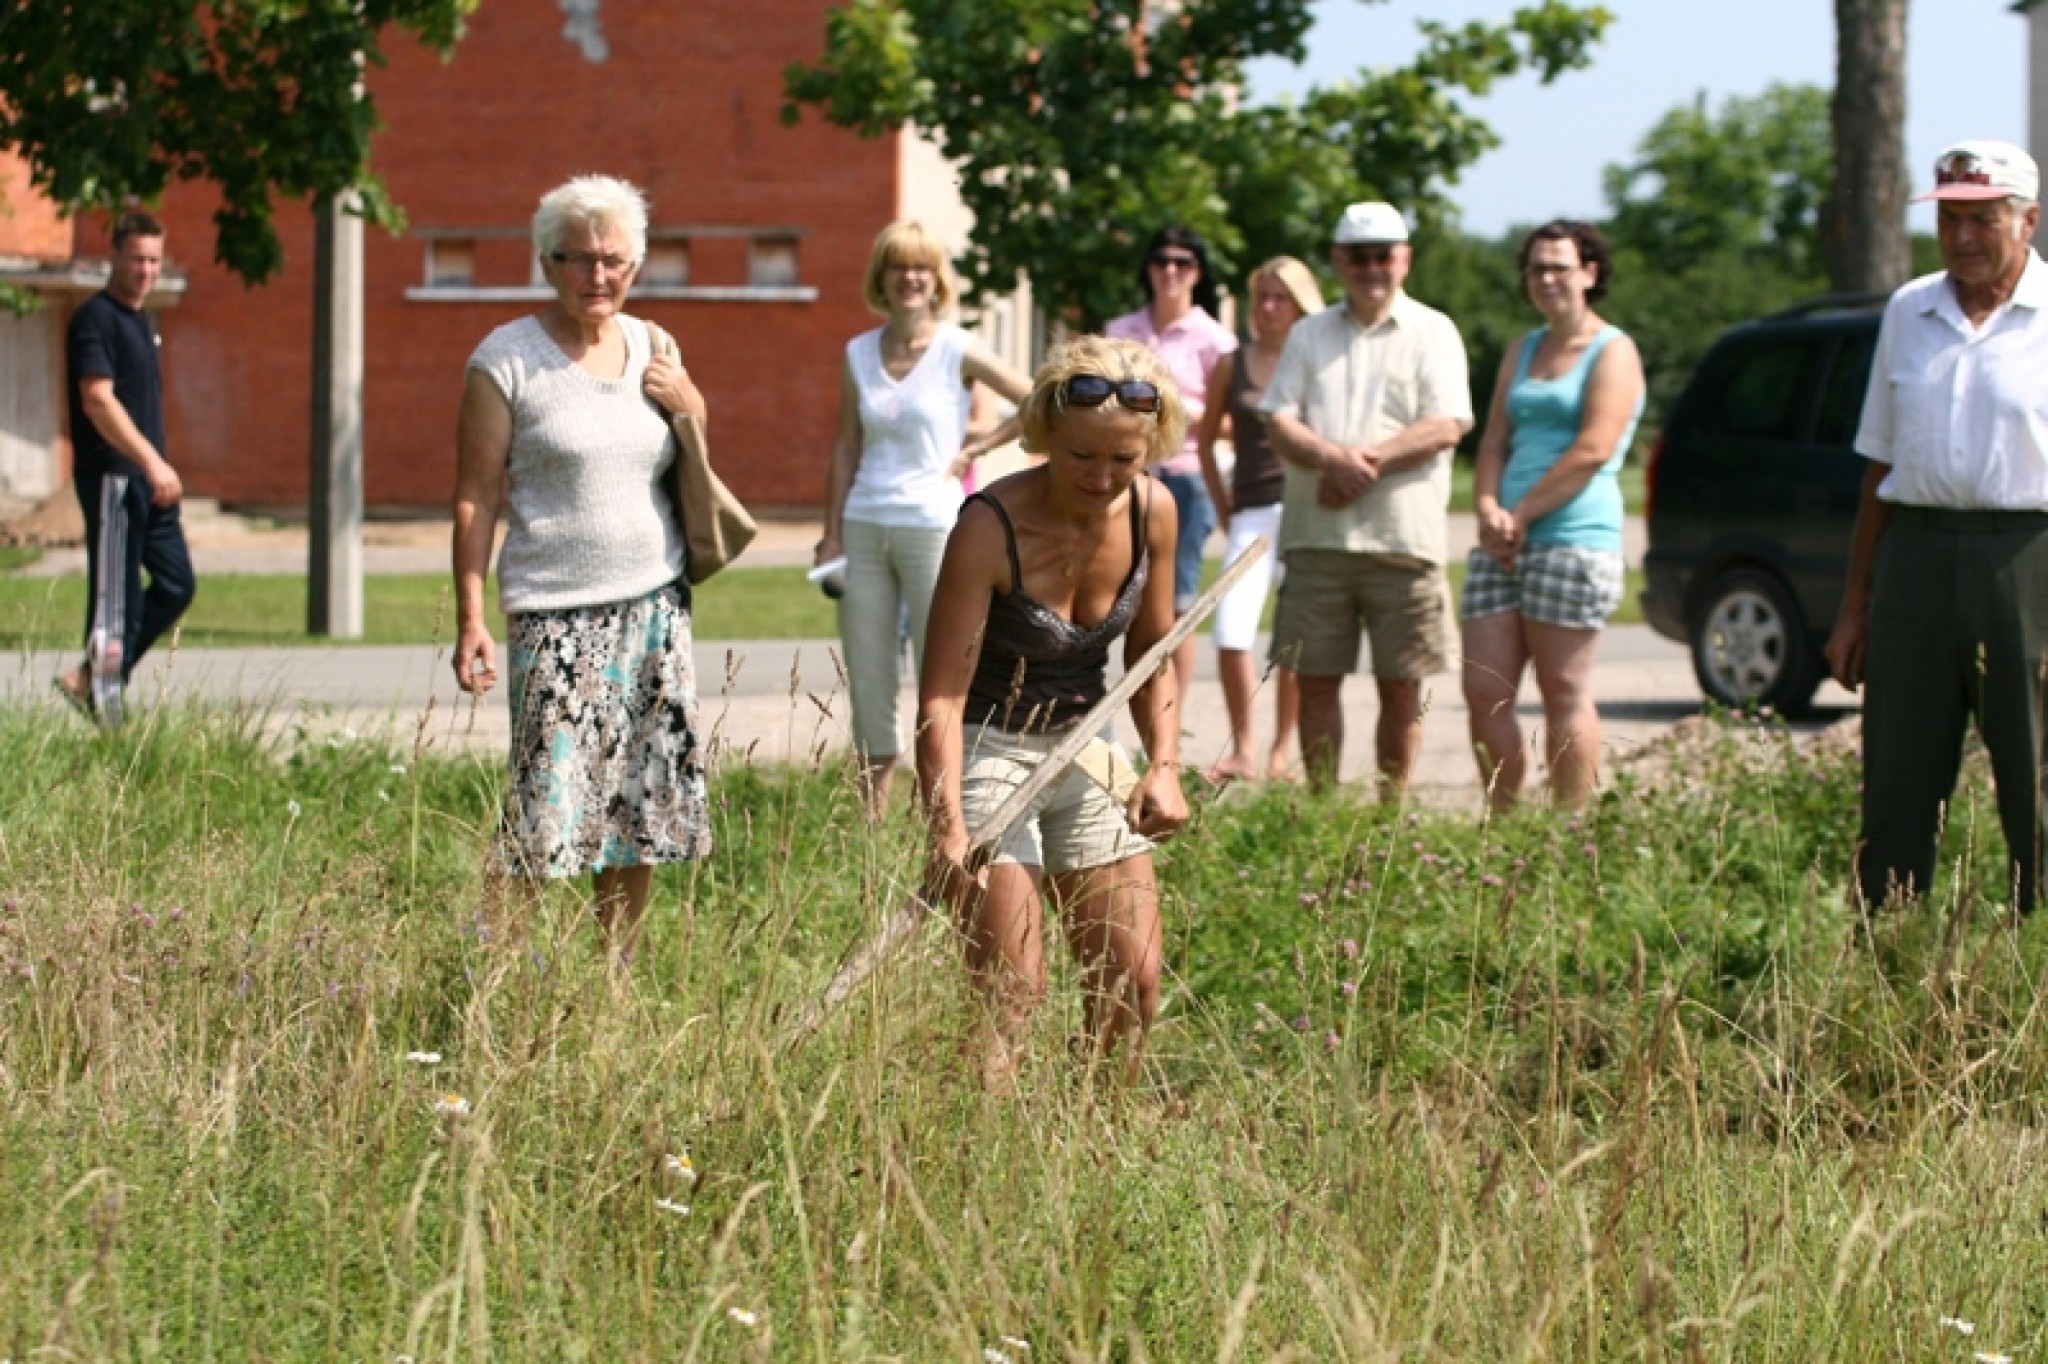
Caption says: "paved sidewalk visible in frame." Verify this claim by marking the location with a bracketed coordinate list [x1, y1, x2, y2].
[18, 511, 1647, 578]
[2, 626, 1860, 809]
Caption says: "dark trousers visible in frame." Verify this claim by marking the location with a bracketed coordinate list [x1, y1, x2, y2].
[1859, 506, 2048, 913]
[75, 467, 197, 680]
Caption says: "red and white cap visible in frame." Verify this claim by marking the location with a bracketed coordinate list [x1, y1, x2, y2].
[1917, 140, 2039, 204]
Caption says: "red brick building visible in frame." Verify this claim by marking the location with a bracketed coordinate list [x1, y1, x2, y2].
[0, 0, 1030, 512]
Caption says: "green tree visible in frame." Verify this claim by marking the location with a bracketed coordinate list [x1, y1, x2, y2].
[1596, 84, 1835, 430]
[0, 0, 474, 284]
[1602, 84, 1834, 279]
[784, 0, 1612, 325]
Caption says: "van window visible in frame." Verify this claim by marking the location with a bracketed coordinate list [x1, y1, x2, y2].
[1701, 343, 1819, 441]
[1813, 334, 1875, 447]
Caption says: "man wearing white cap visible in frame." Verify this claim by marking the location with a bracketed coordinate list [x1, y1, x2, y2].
[1826, 139, 2048, 914]
[1260, 201, 1473, 793]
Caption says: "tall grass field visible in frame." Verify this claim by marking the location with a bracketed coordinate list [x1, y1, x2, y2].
[0, 699, 2040, 1360]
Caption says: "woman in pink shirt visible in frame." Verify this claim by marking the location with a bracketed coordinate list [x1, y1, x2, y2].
[1104, 226, 1238, 699]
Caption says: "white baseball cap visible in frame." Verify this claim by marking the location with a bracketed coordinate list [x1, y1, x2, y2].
[1332, 202, 1409, 245]
[1917, 140, 2040, 204]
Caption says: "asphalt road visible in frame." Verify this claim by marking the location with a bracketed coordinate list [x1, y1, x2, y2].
[2, 625, 1863, 808]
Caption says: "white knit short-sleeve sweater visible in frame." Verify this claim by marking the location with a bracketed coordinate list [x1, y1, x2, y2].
[468, 315, 685, 613]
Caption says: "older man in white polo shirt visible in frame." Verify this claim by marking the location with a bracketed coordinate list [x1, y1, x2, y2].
[1261, 201, 1474, 793]
[1827, 139, 2048, 914]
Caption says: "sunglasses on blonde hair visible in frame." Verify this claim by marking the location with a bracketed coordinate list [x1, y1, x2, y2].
[1059, 375, 1163, 413]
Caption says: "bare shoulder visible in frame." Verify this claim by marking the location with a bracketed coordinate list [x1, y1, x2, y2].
[946, 495, 1013, 577]
[1591, 328, 1645, 380]
[1139, 475, 1179, 540]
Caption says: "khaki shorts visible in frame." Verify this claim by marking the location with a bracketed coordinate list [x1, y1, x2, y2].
[960, 726, 1152, 875]
[1269, 549, 1450, 680]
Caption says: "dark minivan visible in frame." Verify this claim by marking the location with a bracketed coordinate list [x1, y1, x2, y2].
[1641, 296, 1886, 715]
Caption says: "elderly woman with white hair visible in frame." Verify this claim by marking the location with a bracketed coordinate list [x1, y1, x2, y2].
[451, 174, 711, 955]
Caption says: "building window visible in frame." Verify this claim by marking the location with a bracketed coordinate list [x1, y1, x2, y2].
[642, 241, 689, 288]
[749, 237, 800, 289]
[427, 240, 474, 289]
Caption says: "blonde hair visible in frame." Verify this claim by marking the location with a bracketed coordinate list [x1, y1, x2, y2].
[1246, 256, 1325, 340]
[532, 175, 649, 263]
[1019, 335, 1188, 466]
[861, 220, 959, 315]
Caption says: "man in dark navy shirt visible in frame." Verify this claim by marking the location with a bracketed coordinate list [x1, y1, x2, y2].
[56, 212, 196, 727]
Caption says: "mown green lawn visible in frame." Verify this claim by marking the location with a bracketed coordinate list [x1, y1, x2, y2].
[0, 558, 1642, 650]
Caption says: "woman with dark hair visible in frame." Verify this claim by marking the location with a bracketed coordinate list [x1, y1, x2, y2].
[1460, 220, 1645, 811]
[1105, 226, 1237, 697]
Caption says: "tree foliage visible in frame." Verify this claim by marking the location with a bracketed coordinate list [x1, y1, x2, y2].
[1602, 84, 1835, 280]
[1596, 84, 1837, 430]
[785, 0, 1612, 325]
[0, 0, 474, 283]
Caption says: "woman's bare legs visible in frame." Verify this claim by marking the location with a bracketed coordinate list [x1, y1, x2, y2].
[1209, 646, 1262, 781]
[593, 865, 656, 963]
[1050, 854, 1163, 1086]
[959, 861, 1049, 1092]
[1266, 666, 1299, 779]
[1526, 620, 1604, 808]
[1462, 610, 1531, 812]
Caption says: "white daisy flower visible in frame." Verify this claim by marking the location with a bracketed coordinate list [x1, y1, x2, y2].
[1975, 1354, 2012, 1364]
[654, 1198, 690, 1216]
[983, 1350, 1012, 1364]
[726, 1307, 759, 1327]
[663, 1152, 698, 1185]
[287, 799, 302, 819]
[432, 1093, 470, 1118]
[405, 1051, 442, 1065]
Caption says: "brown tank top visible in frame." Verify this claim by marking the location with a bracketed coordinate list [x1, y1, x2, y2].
[964, 486, 1150, 733]
[1226, 349, 1284, 509]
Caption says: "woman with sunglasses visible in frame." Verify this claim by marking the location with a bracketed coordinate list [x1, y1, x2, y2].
[1105, 226, 1238, 700]
[916, 335, 1190, 1090]
[1194, 256, 1324, 782]
[1460, 220, 1645, 810]
[817, 221, 1034, 819]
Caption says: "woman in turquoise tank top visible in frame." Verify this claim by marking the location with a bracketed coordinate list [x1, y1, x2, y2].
[1460, 221, 1646, 811]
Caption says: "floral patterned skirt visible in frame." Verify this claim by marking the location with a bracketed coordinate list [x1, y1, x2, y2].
[499, 582, 713, 878]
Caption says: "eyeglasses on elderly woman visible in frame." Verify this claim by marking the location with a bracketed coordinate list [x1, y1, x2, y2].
[549, 250, 637, 275]
[1058, 375, 1163, 414]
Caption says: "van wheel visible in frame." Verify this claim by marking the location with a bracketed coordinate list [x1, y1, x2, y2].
[1689, 568, 1820, 715]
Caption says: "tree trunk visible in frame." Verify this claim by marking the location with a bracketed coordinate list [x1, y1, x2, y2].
[1830, 0, 1911, 294]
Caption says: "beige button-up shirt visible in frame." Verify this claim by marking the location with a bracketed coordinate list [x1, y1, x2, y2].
[1259, 291, 1472, 563]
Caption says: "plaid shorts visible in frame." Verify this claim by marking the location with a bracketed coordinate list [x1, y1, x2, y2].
[1460, 545, 1625, 630]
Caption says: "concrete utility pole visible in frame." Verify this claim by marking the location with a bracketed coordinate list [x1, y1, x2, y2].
[308, 190, 364, 638]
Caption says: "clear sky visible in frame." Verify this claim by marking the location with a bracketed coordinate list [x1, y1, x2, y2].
[1243, 0, 2028, 238]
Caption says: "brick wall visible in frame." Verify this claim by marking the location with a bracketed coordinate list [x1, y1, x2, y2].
[148, 0, 897, 511]
[0, 150, 74, 261]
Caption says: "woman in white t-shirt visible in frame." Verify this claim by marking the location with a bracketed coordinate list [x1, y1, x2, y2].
[816, 221, 1032, 817]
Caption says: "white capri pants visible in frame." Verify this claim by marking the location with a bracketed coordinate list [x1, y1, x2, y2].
[839, 518, 951, 759]
[1212, 502, 1284, 653]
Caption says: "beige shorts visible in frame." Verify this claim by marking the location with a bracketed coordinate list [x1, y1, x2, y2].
[1269, 548, 1450, 680]
[960, 726, 1152, 875]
